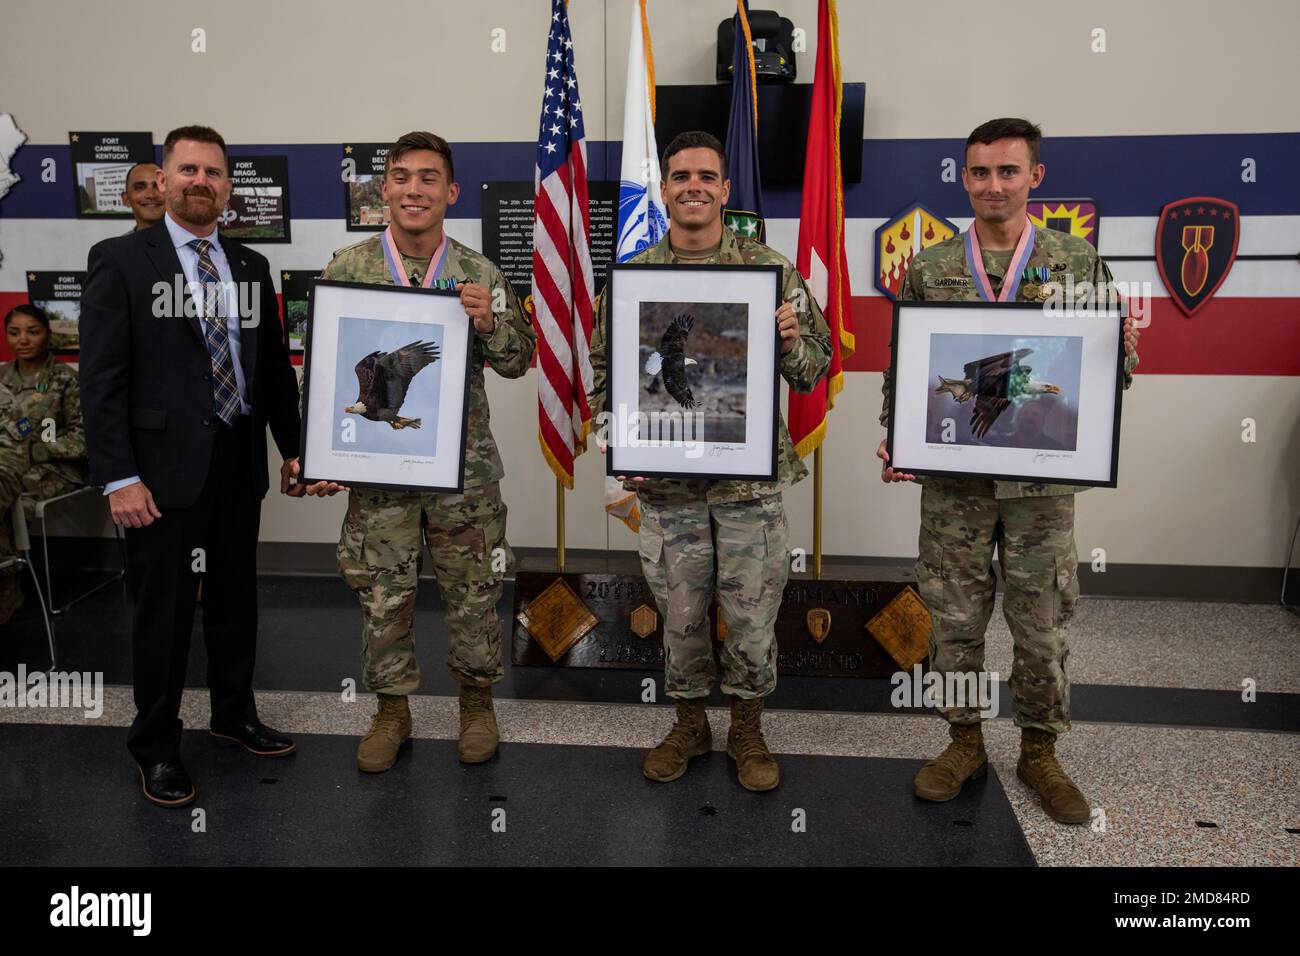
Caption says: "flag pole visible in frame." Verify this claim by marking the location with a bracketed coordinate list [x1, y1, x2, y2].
[813, 446, 823, 579]
[556, 477, 566, 572]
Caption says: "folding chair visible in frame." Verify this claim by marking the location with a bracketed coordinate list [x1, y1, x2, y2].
[19, 486, 125, 616]
[3, 500, 56, 669]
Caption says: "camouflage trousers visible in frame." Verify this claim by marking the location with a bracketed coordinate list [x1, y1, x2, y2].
[0, 463, 84, 575]
[337, 481, 511, 694]
[917, 480, 1079, 734]
[637, 494, 790, 699]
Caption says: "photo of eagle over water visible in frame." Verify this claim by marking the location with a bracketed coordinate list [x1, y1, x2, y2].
[926, 334, 1082, 450]
[345, 340, 439, 430]
[935, 347, 1060, 438]
[331, 317, 446, 457]
[638, 301, 748, 443]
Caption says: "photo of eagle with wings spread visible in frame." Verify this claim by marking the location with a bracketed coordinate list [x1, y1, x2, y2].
[344, 340, 440, 430]
[934, 347, 1060, 439]
[644, 312, 700, 408]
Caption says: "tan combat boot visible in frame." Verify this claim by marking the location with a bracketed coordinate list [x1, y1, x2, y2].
[356, 693, 411, 773]
[458, 685, 499, 763]
[643, 699, 711, 782]
[0, 575, 25, 626]
[913, 722, 988, 801]
[727, 697, 779, 792]
[1017, 727, 1090, 824]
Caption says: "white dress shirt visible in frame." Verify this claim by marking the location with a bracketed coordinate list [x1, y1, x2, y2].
[104, 214, 252, 495]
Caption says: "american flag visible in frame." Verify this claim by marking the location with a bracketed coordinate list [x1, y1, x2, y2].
[533, 0, 594, 488]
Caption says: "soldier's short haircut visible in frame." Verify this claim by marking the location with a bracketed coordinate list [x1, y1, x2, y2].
[386, 131, 456, 182]
[966, 118, 1043, 166]
[661, 131, 728, 177]
[125, 161, 159, 181]
[162, 125, 228, 167]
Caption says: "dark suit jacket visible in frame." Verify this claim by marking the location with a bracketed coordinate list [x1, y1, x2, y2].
[79, 219, 301, 509]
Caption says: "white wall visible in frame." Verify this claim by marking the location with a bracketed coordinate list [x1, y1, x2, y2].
[3, 0, 1297, 569]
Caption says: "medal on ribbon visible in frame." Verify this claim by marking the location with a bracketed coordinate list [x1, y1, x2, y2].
[380, 226, 452, 290]
[963, 218, 1036, 302]
[1021, 265, 1050, 300]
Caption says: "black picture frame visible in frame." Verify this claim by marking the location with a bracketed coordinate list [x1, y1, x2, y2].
[605, 262, 782, 482]
[299, 278, 474, 494]
[885, 300, 1126, 487]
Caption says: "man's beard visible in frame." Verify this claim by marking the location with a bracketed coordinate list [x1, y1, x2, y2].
[171, 190, 220, 227]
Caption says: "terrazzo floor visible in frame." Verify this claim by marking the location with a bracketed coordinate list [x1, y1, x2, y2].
[0, 574, 1296, 866]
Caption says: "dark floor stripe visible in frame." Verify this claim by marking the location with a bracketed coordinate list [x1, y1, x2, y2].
[2, 574, 1294, 733]
[0, 723, 1035, 867]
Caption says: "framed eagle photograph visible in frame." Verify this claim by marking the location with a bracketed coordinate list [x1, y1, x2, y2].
[299, 279, 474, 493]
[605, 263, 782, 481]
[886, 301, 1126, 486]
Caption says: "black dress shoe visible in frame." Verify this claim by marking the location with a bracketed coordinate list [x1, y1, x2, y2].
[138, 760, 196, 807]
[209, 719, 296, 756]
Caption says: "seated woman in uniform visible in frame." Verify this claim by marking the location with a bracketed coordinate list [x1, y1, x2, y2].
[0, 304, 88, 624]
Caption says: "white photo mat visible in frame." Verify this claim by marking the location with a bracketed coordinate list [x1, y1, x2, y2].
[301, 280, 472, 492]
[607, 264, 780, 480]
[889, 303, 1124, 485]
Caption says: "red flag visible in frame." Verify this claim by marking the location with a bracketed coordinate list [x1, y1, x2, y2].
[789, 0, 854, 457]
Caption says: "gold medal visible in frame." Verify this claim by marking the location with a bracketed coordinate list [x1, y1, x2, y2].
[1023, 283, 1039, 300]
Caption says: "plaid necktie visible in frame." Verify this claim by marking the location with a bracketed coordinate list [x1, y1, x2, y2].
[190, 239, 241, 425]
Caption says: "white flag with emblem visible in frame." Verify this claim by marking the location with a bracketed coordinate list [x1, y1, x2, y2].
[615, 0, 667, 263]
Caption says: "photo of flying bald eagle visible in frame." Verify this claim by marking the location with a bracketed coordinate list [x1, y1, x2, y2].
[935, 347, 1061, 438]
[636, 300, 749, 443]
[345, 340, 440, 430]
[644, 312, 699, 409]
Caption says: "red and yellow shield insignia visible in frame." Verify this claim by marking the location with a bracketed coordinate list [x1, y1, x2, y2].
[874, 203, 957, 301]
[1156, 196, 1240, 316]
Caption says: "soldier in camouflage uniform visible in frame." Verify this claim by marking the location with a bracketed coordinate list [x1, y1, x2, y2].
[0, 305, 88, 624]
[589, 132, 831, 792]
[317, 132, 535, 771]
[878, 119, 1140, 823]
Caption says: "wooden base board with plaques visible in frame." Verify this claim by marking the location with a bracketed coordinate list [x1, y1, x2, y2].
[511, 555, 931, 678]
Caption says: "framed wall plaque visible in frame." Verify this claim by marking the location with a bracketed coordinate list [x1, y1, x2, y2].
[69, 131, 153, 218]
[25, 271, 85, 354]
[219, 155, 291, 243]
